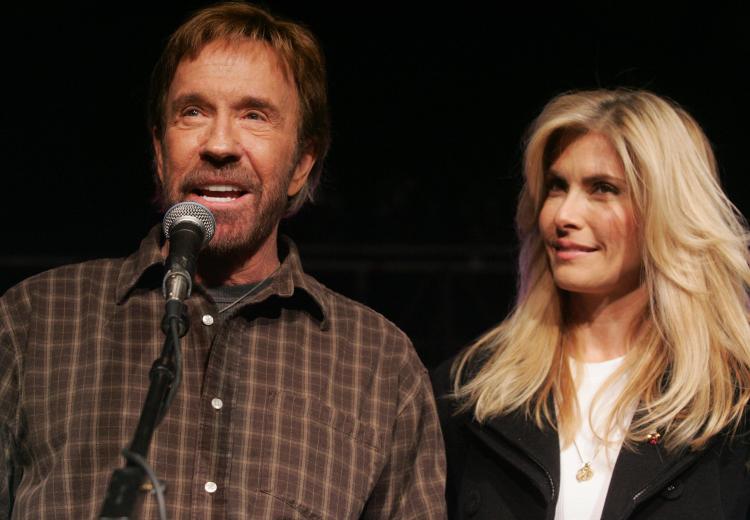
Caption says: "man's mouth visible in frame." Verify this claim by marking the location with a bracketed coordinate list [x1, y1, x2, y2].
[192, 184, 247, 203]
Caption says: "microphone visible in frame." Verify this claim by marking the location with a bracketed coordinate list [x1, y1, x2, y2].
[162, 201, 216, 303]
[98, 202, 215, 520]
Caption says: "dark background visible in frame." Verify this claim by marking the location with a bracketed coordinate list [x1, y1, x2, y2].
[3, 3, 748, 369]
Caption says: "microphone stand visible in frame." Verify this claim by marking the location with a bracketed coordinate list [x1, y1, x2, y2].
[98, 300, 189, 519]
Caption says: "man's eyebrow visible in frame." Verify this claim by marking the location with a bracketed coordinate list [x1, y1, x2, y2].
[169, 93, 211, 114]
[232, 95, 281, 118]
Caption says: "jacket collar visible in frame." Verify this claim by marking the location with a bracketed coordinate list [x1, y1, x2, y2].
[114, 225, 329, 329]
[468, 403, 706, 519]
[601, 431, 705, 519]
[468, 403, 560, 506]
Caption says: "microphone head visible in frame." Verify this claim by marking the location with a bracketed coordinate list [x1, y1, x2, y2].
[162, 201, 216, 247]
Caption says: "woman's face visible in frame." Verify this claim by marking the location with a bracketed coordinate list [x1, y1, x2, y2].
[538, 132, 642, 298]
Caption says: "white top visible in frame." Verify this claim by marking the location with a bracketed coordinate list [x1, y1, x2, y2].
[555, 356, 633, 520]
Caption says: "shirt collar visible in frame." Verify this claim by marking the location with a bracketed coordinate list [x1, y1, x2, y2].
[115, 225, 329, 329]
[115, 225, 164, 303]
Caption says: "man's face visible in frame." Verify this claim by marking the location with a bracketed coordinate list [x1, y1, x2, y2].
[154, 38, 315, 256]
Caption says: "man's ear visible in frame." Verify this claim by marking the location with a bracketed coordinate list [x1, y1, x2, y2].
[287, 147, 316, 197]
[152, 127, 164, 183]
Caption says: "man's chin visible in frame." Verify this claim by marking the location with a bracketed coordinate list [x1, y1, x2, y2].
[205, 233, 260, 257]
[203, 224, 275, 259]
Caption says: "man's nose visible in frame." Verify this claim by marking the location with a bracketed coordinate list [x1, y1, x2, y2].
[200, 115, 241, 166]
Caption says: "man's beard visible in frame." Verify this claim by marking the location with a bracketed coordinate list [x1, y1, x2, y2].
[159, 163, 291, 260]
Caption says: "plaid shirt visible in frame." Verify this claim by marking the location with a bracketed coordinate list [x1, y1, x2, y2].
[0, 227, 446, 519]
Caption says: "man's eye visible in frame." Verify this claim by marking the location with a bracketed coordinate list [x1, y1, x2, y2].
[244, 111, 265, 121]
[182, 107, 202, 117]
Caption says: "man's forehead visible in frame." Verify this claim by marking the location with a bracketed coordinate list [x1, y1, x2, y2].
[176, 37, 293, 84]
[163, 36, 302, 127]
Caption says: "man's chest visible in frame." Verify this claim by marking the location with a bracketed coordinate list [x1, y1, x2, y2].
[17, 298, 392, 519]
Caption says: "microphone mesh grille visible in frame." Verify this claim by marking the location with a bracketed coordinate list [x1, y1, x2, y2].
[162, 202, 216, 245]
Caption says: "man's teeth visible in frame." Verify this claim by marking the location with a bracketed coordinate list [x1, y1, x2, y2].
[196, 185, 244, 202]
[202, 195, 236, 202]
[204, 185, 238, 192]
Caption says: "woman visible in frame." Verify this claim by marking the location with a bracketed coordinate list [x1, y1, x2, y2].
[433, 89, 750, 519]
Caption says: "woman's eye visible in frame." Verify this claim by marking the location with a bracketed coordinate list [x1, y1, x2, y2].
[593, 182, 619, 194]
[546, 178, 566, 192]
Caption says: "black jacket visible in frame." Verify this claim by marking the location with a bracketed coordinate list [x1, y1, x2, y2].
[431, 359, 750, 519]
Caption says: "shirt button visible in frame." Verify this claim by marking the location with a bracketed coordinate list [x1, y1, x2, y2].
[211, 398, 223, 410]
[204, 481, 217, 493]
[202, 314, 214, 326]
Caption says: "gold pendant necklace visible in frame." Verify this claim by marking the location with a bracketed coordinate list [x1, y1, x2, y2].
[572, 439, 598, 482]
[575, 462, 594, 482]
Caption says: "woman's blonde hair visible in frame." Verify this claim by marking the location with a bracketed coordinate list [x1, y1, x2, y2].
[453, 89, 750, 452]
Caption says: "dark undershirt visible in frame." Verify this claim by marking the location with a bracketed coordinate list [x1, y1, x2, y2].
[206, 284, 259, 312]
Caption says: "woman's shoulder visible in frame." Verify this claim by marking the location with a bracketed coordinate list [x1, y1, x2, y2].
[429, 349, 493, 428]
[430, 354, 472, 424]
[430, 348, 491, 395]
[429, 355, 455, 400]
[729, 405, 750, 446]
[429, 355, 477, 474]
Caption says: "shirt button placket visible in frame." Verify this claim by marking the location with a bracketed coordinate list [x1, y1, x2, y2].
[192, 323, 232, 516]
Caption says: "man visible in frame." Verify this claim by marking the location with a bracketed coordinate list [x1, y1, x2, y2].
[0, 3, 446, 518]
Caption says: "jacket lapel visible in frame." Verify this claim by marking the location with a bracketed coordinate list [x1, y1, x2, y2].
[466, 408, 706, 520]
[601, 438, 704, 519]
[468, 409, 561, 506]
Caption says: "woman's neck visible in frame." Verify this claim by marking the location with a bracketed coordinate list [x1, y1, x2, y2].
[566, 285, 647, 362]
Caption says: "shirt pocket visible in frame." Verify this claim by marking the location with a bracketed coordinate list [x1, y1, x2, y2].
[257, 389, 386, 519]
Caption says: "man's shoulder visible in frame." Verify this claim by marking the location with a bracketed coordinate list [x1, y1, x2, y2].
[2, 257, 126, 301]
[299, 272, 416, 355]
[301, 272, 409, 337]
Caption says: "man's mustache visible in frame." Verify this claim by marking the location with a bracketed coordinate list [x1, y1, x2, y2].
[176, 166, 262, 195]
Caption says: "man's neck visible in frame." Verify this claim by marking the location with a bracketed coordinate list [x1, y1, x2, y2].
[194, 230, 281, 287]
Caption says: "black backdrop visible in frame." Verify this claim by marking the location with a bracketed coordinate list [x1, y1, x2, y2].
[3, 3, 748, 368]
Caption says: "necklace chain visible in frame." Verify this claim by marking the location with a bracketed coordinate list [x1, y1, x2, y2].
[217, 264, 281, 315]
[572, 438, 600, 482]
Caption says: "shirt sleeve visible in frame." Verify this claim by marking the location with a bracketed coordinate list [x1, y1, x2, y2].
[0, 286, 27, 520]
[361, 360, 447, 519]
